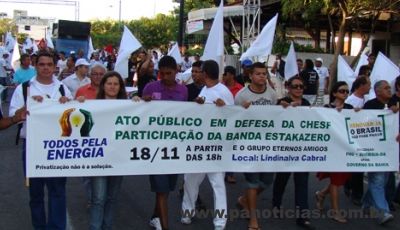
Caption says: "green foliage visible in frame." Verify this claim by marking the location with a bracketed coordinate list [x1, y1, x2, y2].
[272, 40, 325, 54]
[127, 14, 178, 50]
[172, 0, 215, 16]
[90, 14, 178, 50]
[281, 0, 327, 28]
[0, 19, 17, 39]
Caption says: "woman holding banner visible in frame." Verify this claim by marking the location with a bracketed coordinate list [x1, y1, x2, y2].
[272, 76, 315, 229]
[88, 71, 127, 230]
[315, 81, 353, 223]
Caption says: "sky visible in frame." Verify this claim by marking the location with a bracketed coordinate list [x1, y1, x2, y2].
[0, 0, 178, 21]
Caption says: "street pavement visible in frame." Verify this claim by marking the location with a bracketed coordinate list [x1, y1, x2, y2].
[1, 101, 400, 230]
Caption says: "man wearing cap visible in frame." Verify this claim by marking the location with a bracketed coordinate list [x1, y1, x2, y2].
[314, 57, 329, 105]
[69, 50, 76, 59]
[62, 58, 91, 97]
[237, 59, 253, 86]
[223, 66, 243, 97]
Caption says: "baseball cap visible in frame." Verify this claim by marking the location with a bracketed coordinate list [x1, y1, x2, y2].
[223, 66, 236, 76]
[315, 57, 323, 63]
[75, 58, 90, 67]
[241, 59, 253, 67]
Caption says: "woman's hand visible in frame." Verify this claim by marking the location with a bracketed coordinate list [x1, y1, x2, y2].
[132, 96, 141, 102]
[76, 96, 86, 103]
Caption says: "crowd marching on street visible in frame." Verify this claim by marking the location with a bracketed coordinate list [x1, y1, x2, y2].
[1, 6, 400, 230]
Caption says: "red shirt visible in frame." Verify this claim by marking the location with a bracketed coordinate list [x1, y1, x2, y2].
[229, 82, 243, 97]
[75, 83, 97, 99]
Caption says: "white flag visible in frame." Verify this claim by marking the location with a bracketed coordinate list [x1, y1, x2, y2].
[5, 32, 15, 52]
[240, 13, 278, 61]
[167, 43, 183, 65]
[32, 40, 38, 53]
[46, 31, 54, 49]
[284, 41, 298, 80]
[11, 41, 20, 70]
[201, 0, 224, 63]
[114, 25, 142, 78]
[337, 55, 356, 89]
[22, 37, 33, 53]
[369, 52, 400, 99]
[354, 54, 368, 76]
[87, 37, 94, 60]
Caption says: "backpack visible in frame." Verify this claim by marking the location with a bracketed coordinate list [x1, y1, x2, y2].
[15, 81, 65, 144]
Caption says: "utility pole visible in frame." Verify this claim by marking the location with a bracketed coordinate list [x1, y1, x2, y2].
[177, 0, 185, 48]
[118, 0, 122, 22]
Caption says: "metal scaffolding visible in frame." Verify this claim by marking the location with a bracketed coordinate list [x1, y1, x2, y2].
[242, 0, 261, 52]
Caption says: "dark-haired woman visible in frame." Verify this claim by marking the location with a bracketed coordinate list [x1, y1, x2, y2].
[89, 71, 127, 230]
[272, 76, 315, 229]
[315, 81, 353, 223]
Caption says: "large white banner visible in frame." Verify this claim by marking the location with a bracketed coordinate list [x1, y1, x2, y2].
[27, 99, 399, 177]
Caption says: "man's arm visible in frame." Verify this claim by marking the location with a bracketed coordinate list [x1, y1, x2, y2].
[9, 85, 25, 117]
[0, 107, 27, 130]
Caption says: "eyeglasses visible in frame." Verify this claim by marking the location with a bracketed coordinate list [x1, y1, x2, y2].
[337, 89, 349, 94]
[91, 72, 104, 77]
[290, 84, 304, 89]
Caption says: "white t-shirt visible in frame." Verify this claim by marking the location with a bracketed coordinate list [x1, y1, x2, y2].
[56, 59, 67, 71]
[345, 94, 365, 108]
[9, 76, 73, 138]
[199, 82, 234, 105]
[315, 66, 329, 90]
[175, 68, 193, 85]
[235, 85, 277, 106]
[62, 73, 91, 97]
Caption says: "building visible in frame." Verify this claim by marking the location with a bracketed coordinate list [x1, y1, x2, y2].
[13, 10, 55, 41]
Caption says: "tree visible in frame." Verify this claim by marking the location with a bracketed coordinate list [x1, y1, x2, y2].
[282, 0, 400, 88]
[127, 14, 178, 50]
[0, 18, 17, 40]
[90, 14, 178, 50]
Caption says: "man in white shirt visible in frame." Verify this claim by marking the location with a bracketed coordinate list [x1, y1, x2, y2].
[62, 58, 91, 97]
[345, 76, 371, 108]
[89, 52, 104, 67]
[9, 51, 72, 230]
[181, 60, 232, 230]
[56, 51, 67, 75]
[0, 52, 13, 101]
[344, 76, 371, 207]
[314, 57, 330, 105]
[180, 54, 192, 72]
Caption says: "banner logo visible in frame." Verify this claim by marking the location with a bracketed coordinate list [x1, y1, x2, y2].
[345, 115, 386, 144]
[59, 108, 94, 137]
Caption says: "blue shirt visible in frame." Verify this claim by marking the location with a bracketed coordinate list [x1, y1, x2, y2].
[13, 66, 36, 84]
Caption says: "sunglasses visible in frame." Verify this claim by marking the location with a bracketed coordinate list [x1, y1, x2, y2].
[337, 89, 349, 94]
[290, 84, 304, 89]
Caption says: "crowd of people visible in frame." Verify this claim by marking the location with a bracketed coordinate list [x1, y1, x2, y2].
[0, 45, 400, 230]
